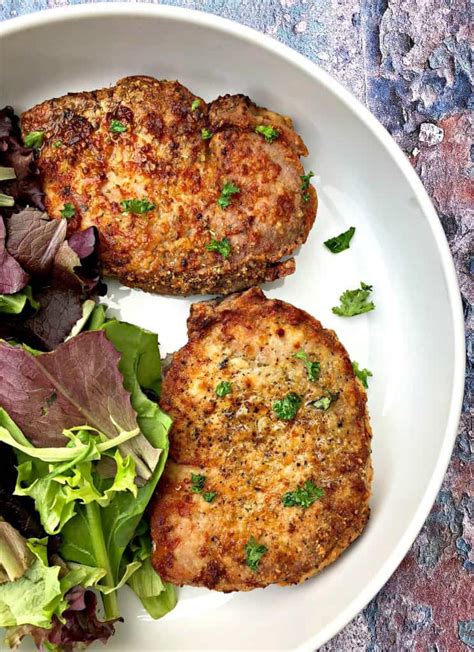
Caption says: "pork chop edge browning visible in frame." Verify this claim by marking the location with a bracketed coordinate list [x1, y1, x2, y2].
[21, 76, 317, 296]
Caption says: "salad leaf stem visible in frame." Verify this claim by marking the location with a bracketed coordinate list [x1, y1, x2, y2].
[0, 416, 140, 463]
[85, 501, 119, 621]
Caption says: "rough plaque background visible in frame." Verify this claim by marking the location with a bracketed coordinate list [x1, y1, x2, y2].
[1, 0, 472, 649]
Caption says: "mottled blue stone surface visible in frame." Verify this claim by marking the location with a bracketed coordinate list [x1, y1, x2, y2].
[1, 1, 472, 649]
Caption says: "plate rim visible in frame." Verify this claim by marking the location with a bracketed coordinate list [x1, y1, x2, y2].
[0, 4, 466, 649]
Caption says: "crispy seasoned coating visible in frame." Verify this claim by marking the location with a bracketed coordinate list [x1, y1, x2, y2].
[151, 288, 372, 591]
[21, 76, 317, 296]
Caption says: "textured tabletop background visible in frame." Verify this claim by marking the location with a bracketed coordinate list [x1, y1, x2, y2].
[1, 0, 472, 649]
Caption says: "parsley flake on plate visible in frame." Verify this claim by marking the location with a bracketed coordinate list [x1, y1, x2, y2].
[332, 282, 375, 317]
[245, 537, 268, 572]
[300, 171, 314, 202]
[309, 392, 339, 411]
[201, 128, 213, 140]
[206, 237, 232, 259]
[190, 473, 206, 494]
[255, 124, 279, 143]
[293, 350, 321, 382]
[282, 480, 324, 508]
[352, 361, 373, 389]
[324, 226, 356, 253]
[60, 203, 75, 219]
[273, 392, 302, 421]
[191, 99, 201, 111]
[203, 491, 217, 503]
[217, 181, 240, 209]
[120, 198, 155, 214]
[23, 131, 44, 149]
[109, 119, 127, 134]
[216, 381, 232, 397]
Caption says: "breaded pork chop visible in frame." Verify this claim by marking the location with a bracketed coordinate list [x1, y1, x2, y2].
[151, 288, 372, 591]
[21, 76, 317, 296]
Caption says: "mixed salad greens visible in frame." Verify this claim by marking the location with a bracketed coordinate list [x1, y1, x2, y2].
[0, 106, 175, 649]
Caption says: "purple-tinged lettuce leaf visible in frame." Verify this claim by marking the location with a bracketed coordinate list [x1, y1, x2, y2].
[19, 227, 105, 351]
[2, 548, 115, 651]
[68, 227, 96, 260]
[0, 442, 44, 541]
[2, 218, 104, 351]
[22, 286, 84, 351]
[7, 587, 119, 651]
[0, 218, 29, 294]
[49, 587, 118, 648]
[54, 227, 105, 295]
[0, 331, 159, 480]
[53, 240, 89, 292]
[0, 107, 44, 213]
[5, 209, 66, 276]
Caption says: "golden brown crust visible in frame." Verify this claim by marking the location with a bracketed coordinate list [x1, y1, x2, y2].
[151, 288, 372, 591]
[21, 76, 317, 296]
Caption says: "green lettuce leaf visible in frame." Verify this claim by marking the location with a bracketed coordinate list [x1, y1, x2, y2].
[11, 427, 139, 535]
[127, 557, 177, 619]
[0, 534, 106, 642]
[124, 520, 177, 619]
[0, 519, 35, 584]
[0, 538, 65, 629]
[59, 321, 172, 619]
[0, 410, 140, 464]
[0, 331, 160, 481]
[85, 303, 108, 331]
[60, 562, 107, 596]
[0, 287, 38, 315]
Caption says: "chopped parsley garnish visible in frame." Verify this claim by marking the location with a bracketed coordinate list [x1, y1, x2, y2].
[217, 181, 240, 209]
[60, 203, 75, 219]
[206, 237, 232, 259]
[255, 124, 279, 143]
[332, 282, 375, 317]
[300, 171, 314, 202]
[309, 392, 339, 411]
[23, 131, 44, 149]
[201, 128, 213, 140]
[245, 537, 268, 571]
[120, 198, 155, 214]
[324, 226, 356, 253]
[190, 474, 216, 502]
[216, 381, 232, 397]
[191, 99, 201, 111]
[293, 350, 321, 382]
[273, 392, 302, 421]
[282, 480, 324, 508]
[352, 361, 373, 389]
[52, 140, 62, 149]
[110, 119, 127, 134]
[190, 473, 206, 494]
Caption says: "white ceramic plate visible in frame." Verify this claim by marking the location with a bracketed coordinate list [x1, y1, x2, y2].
[0, 4, 465, 650]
